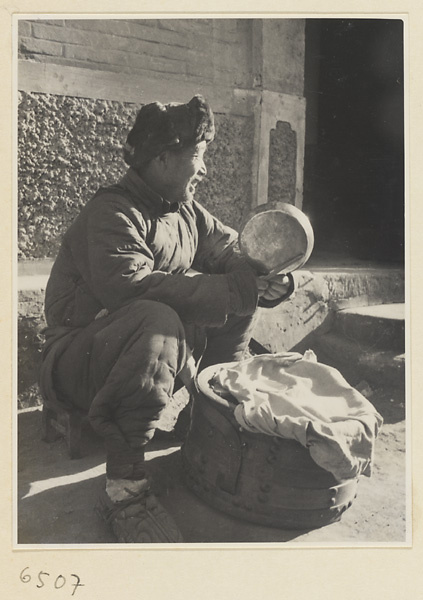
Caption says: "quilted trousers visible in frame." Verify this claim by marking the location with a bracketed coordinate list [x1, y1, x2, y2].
[48, 299, 256, 479]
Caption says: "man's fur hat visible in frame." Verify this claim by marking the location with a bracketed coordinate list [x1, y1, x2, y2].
[123, 95, 215, 170]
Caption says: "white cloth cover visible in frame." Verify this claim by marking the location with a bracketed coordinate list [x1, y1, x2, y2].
[212, 351, 383, 482]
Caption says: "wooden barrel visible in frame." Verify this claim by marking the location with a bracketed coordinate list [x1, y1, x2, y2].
[181, 364, 359, 530]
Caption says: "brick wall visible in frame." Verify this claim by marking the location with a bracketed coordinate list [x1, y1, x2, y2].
[18, 18, 253, 90]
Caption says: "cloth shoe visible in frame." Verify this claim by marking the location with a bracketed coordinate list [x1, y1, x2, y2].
[95, 481, 184, 543]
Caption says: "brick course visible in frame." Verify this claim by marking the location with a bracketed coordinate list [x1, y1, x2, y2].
[31, 22, 88, 45]
[19, 36, 63, 58]
[65, 19, 131, 38]
[18, 20, 31, 37]
[63, 44, 129, 68]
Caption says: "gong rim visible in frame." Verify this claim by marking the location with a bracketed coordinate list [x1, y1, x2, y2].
[239, 202, 314, 274]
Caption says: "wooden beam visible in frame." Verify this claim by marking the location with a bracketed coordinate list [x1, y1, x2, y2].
[18, 60, 253, 116]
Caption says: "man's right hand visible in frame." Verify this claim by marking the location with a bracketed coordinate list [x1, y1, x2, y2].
[256, 274, 292, 301]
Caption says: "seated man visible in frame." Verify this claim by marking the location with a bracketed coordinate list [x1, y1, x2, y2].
[39, 95, 294, 543]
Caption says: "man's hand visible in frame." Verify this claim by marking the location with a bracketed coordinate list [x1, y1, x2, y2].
[256, 273, 292, 301]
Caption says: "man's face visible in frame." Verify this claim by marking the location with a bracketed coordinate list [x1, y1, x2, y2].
[162, 141, 208, 203]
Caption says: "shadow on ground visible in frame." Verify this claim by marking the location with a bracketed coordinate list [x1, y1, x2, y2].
[17, 403, 407, 545]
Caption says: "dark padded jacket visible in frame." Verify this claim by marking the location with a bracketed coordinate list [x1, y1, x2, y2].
[45, 168, 262, 330]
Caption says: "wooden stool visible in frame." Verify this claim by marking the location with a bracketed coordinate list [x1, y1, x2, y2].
[41, 405, 84, 459]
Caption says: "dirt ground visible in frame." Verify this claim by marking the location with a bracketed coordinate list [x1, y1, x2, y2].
[17, 384, 407, 545]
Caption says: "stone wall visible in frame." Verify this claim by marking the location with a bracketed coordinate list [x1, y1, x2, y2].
[18, 91, 254, 260]
[18, 289, 45, 409]
[18, 93, 135, 259]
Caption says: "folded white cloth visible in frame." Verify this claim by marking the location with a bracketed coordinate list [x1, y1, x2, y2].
[212, 351, 383, 482]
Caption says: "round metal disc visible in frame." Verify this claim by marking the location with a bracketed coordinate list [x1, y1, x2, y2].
[239, 202, 314, 274]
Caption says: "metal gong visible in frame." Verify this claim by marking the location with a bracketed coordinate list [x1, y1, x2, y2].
[239, 202, 314, 276]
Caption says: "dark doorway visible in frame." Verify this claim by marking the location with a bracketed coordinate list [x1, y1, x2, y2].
[303, 19, 404, 264]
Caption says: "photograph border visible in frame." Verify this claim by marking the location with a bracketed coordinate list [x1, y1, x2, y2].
[3, 2, 421, 599]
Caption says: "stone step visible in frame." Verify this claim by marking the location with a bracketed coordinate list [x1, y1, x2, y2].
[307, 330, 405, 389]
[254, 267, 404, 355]
[333, 303, 405, 353]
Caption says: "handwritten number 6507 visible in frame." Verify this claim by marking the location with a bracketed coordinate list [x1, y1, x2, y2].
[20, 568, 84, 596]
